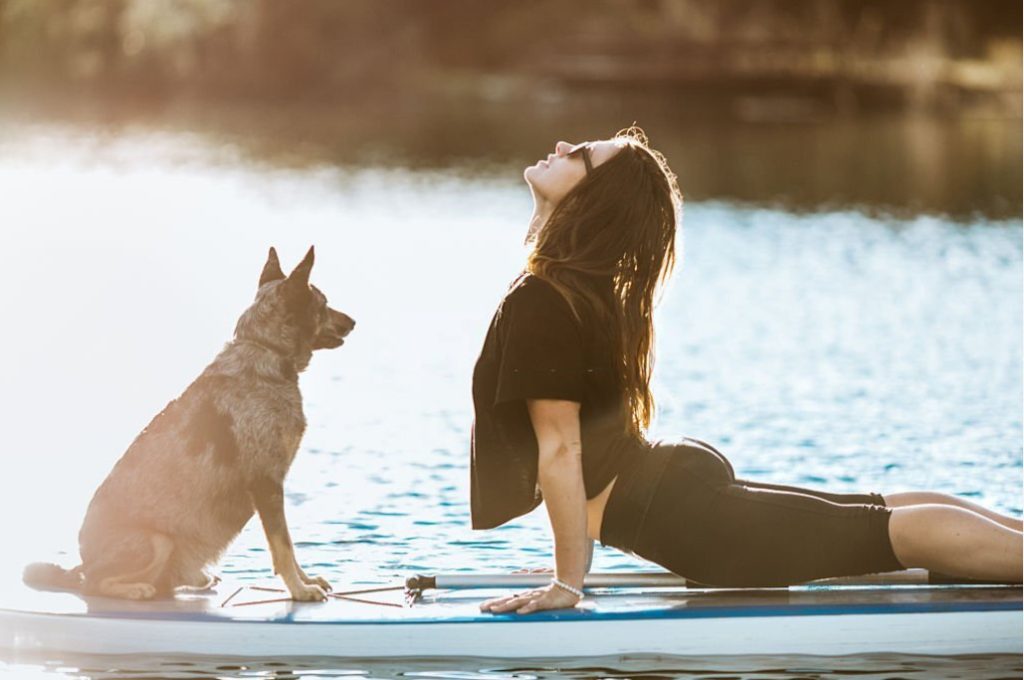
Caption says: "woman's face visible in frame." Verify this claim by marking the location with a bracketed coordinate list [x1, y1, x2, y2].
[524, 139, 624, 206]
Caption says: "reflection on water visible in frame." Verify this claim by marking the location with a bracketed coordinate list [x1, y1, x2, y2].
[1, 91, 1021, 218]
[0, 120, 1020, 678]
[2, 652, 1023, 680]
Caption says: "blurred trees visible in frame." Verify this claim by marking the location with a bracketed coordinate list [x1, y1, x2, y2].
[0, 0, 1019, 112]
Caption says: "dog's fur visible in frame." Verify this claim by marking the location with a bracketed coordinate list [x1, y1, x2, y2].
[24, 246, 354, 601]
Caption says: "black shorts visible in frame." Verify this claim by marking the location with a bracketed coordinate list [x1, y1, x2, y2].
[600, 437, 904, 587]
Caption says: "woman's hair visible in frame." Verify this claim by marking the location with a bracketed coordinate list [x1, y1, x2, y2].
[527, 126, 682, 437]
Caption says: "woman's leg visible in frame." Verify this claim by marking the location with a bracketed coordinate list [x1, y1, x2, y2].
[883, 491, 1023, 532]
[739, 479, 1024, 532]
[631, 440, 1023, 586]
[888, 504, 1023, 583]
[736, 482, 1023, 580]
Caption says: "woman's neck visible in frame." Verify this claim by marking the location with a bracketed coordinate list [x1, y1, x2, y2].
[526, 199, 553, 243]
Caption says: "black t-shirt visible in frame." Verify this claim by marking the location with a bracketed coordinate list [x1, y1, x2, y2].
[470, 273, 643, 529]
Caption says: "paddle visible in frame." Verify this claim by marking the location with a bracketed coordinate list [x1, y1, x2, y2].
[406, 568, 1018, 592]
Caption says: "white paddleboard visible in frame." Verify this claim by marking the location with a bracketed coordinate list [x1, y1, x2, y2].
[1, 579, 1020, 659]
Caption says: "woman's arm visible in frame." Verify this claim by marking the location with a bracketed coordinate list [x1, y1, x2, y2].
[480, 398, 588, 614]
[531, 398, 590, 588]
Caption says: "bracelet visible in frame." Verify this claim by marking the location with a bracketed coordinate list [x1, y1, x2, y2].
[551, 577, 584, 600]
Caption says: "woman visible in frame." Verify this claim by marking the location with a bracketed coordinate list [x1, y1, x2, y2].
[469, 127, 1022, 615]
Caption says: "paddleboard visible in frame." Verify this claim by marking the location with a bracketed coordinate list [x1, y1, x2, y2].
[1, 579, 1020, 659]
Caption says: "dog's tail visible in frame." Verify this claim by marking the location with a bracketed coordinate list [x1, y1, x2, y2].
[23, 562, 84, 592]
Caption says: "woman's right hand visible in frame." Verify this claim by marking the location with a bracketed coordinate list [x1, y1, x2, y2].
[480, 583, 580, 614]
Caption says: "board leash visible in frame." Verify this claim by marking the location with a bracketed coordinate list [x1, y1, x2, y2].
[221, 584, 406, 608]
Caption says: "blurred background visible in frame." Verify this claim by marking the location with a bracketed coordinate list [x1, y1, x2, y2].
[0, 4, 1021, 677]
[1, 0, 1021, 214]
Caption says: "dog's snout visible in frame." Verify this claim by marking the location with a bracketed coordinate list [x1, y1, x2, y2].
[333, 311, 355, 335]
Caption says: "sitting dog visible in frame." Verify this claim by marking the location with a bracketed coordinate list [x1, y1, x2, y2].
[24, 246, 354, 601]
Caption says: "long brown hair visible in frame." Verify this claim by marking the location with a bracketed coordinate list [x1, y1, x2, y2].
[527, 126, 682, 437]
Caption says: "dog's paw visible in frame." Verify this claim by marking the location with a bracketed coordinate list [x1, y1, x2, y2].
[289, 583, 328, 602]
[125, 583, 157, 600]
[301, 573, 332, 592]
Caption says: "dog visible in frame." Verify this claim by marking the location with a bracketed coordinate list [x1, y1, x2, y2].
[24, 246, 354, 601]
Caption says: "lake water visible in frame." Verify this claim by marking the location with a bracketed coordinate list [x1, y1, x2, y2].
[0, 114, 1020, 678]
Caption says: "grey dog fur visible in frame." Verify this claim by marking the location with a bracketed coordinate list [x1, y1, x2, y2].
[24, 246, 354, 601]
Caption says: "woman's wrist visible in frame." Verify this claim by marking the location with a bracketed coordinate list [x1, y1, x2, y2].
[553, 569, 585, 590]
[551, 577, 584, 600]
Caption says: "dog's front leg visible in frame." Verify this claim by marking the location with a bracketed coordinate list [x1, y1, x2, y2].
[250, 477, 330, 602]
[293, 555, 332, 591]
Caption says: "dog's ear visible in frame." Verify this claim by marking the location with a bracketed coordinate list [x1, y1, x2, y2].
[259, 247, 286, 288]
[286, 246, 315, 288]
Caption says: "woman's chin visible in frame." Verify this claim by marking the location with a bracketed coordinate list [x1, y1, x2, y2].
[524, 163, 549, 189]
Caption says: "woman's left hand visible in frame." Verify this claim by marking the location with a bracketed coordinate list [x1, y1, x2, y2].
[479, 584, 580, 615]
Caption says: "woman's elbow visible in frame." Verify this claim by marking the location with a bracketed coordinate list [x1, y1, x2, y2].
[537, 439, 582, 472]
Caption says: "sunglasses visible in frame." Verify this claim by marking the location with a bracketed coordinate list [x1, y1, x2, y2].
[566, 142, 594, 175]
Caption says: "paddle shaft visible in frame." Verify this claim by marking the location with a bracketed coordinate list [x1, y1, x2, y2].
[406, 568, 1012, 592]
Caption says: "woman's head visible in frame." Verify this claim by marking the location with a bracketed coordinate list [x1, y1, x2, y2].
[525, 126, 682, 437]
[523, 138, 626, 213]
[524, 127, 681, 283]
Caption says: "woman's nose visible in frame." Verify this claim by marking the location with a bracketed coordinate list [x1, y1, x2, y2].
[554, 141, 572, 156]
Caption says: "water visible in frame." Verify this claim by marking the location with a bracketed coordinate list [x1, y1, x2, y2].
[0, 119, 1020, 678]
[2, 653, 1023, 679]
